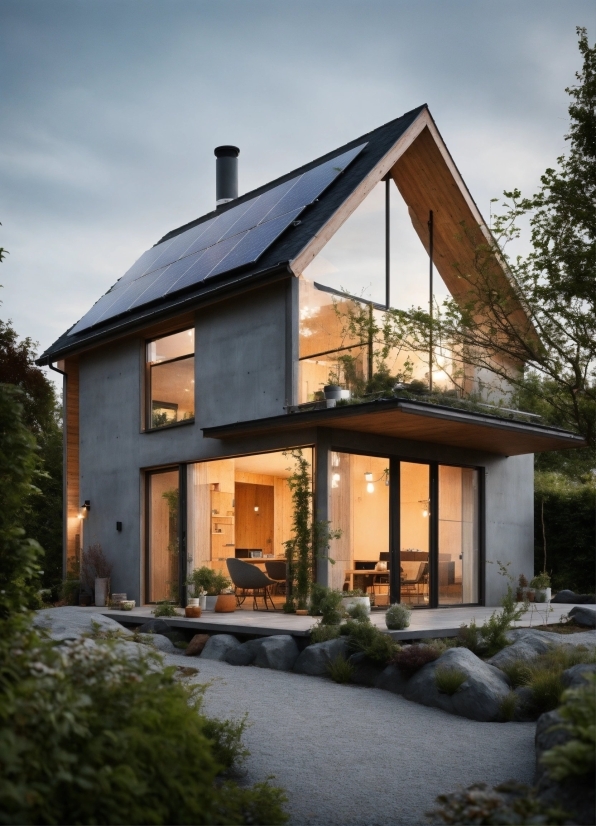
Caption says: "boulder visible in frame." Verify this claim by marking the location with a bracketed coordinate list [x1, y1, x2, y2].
[403, 647, 510, 722]
[348, 652, 385, 687]
[225, 639, 264, 666]
[551, 590, 595, 605]
[254, 636, 300, 671]
[140, 633, 177, 654]
[562, 662, 596, 689]
[185, 634, 210, 657]
[200, 634, 240, 661]
[489, 630, 554, 669]
[136, 619, 172, 636]
[376, 663, 410, 696]
[293, 637, 349, 676]
[569, 606, 596, 628]
[34, 607, 132, 641]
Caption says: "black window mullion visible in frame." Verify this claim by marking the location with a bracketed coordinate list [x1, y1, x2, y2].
[179, 465, 187, 607]
[389, 457, 400, 604]
[429, 463, 439, 608]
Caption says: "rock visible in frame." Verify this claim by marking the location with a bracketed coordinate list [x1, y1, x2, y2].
[34, 607, 132, 641]
[136, 619, 172, 636]
[535, 710, 568, 783]
[403, 647, 510, 722]
[376, 664, 410, 695]
[254, 636, 300, 671]
[562, 663, 596, 689]
[551, 590, 595, 605]
[489, 631, 553, 669]
[293, 638, 349, 676]
[225, 639, 264, 666]
[512, 686, 537, 722]
[348, 652, 385, 687]
[569, 606, 596, 628]
[185, 634, 210, 657]
[200, 634, 240, 661]
[136, 633, 177, 654]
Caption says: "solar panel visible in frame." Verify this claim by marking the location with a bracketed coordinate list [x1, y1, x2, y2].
[69, 142, 367, 335]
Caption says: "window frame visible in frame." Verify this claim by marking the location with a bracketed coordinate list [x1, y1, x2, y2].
[144, 327, 196, 432]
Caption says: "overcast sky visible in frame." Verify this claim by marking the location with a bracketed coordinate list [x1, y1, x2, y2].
[0, 0, 592, 380]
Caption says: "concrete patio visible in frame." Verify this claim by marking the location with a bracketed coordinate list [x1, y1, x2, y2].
[94, 601, 582, 640]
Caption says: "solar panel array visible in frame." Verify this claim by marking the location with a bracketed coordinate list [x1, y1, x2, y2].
[69, 143, 367, 335]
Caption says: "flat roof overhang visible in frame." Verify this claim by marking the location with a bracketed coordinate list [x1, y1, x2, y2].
[202, 398, 585, 457]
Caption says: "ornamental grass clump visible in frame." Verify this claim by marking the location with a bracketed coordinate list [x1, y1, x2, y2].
[340, 619, 399, 665]
[327, 654, 354, 684]
[309, 622, 341, 644]
[391, 643, 441, 677]
[434, 666, 467, 696]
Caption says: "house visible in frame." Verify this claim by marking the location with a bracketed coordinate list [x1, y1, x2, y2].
[37, 105, 583, 609]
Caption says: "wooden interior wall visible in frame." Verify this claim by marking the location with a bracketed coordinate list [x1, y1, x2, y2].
[351, 454, 389, 561]
[235, 482, 274, 554]
[148, 470, 179, 602]
[400, 462, 430, 579]
[273, 477, 293, 557]
[64, 359, 80, 574]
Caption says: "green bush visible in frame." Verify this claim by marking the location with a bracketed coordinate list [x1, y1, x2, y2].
[201, 712, 250, 773]
[341, 619, 399, 665]
[187, 567, 231, 596]
[152, 602, 180, 617]
[309, 584, 344, 625]
[434, 666, 467, 695]
[346, 602, 369, 622]
[541, 675, 596, 782]
[0, 629, 287, 824]
[457, 622, 482, 655]
[327, 654, 354, 684]
[385, 603, 411, 630]
[309, 622, 341, 644]
[527, 669, 565, 715]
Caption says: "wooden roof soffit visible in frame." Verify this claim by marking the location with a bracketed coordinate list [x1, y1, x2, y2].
[289, 108, 536, 346]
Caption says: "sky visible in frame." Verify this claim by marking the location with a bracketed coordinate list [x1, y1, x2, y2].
[0, 0, 592, 384]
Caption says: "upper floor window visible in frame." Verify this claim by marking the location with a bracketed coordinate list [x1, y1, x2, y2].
[146, 329, 195, 430]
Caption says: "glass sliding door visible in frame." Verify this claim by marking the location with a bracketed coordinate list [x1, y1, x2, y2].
[147, 468, 180, 603]
[399, 462, 430, 606]
[438, 466, 479, 605]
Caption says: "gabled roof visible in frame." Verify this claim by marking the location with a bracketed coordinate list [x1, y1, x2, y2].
[38, 104, 526, 364]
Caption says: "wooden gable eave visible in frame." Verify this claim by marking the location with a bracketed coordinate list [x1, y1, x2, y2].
[289, 107, 538, 353]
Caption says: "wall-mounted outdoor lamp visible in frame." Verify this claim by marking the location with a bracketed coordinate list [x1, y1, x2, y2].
[79, 500, 91, 519]
[116, 521, 122, 532]
[418, 499, 430, 517]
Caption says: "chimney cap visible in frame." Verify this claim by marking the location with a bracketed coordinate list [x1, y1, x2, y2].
[214, 145, 240, 158]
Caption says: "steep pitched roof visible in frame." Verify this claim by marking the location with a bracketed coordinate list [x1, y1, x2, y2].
[38, 104, 527, 364]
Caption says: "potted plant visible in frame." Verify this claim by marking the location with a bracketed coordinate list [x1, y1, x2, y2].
[516, 573, 528, 602]
[529, 572, 551, 602]
[214, 588, 236, 613]
[187, 567, 231, 611]
[340, 590, 370, 614]
[81, 543, 113, 607]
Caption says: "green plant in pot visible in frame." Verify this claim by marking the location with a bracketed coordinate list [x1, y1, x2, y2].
[529, 572, 551, 602]
[187, 567, 231, 610]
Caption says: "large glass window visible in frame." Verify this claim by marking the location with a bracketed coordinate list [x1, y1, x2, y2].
[146, 328, 194, 429]
[146, 469, 180, 602]
[399, 462, 430, 606]
[438, 465, 479, 605]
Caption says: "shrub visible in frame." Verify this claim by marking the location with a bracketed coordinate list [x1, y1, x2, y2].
[340, 619, 398, 665]
[457, 622, 481, 655]
[201, 712, 250, 773]
[327, 654, 354, 684]
[527, 669, 565, 715]
[391, 644, 440, 677]
[309, 622, 340, 644]
[428, 780, 569, 825]
[541, 676, 596, 782]
[499, 692, 518, 722]
[309, 584, 344, 625]
[346, 602, 369, 622]
[434, 666, 467, 695]
[385, 603, 411, 630]
[152, 602, 180, 617]
[0, 630, 288, 824]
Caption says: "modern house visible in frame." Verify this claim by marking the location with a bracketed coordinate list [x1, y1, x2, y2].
[38, 105, 583, 610]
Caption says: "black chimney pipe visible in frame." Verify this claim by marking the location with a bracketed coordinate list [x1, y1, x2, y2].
[214, 145, 239, 207]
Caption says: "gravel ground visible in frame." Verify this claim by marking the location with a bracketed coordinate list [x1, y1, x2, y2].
[161, 651, 536, 826]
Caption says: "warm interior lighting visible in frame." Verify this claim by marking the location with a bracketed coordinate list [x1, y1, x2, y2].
[254, 506, 259, 513]
[366, 482, 375, 494]
[79, 500, 91, 519]
[364, 472, 373, 482]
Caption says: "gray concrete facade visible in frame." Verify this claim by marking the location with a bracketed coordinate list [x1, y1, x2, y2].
[76, 278, 534, 607]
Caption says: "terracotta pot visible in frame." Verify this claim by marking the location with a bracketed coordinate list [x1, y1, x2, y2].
[214, 594, 236, 613]
[185, 605, 202, 618]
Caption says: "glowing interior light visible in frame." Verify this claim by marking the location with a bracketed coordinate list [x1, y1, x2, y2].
[367, 482, 375, 494]
[254, 506, 259, 513]
[422, 509, 428, 517]
[364, 472, 373, 482]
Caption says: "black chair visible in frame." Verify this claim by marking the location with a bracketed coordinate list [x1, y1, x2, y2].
[264, 560, 286, 595]
[402, 562, 429, 602]
[226, 558, 277, 611]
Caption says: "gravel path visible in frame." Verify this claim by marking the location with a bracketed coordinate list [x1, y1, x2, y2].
[162, 651, 536, 826]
